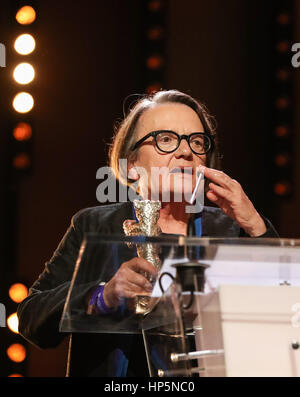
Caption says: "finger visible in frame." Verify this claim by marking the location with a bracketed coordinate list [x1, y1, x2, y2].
[124, 287, 152, 299]
[206, 190, 225, 209]
[127, 257, 158, 276]
[206, 190, 219, 202]
[203, 167, 235, 190]
[127, 279, 152, 294]
[112, 276, 152, 301]
[208, 182, 232, 201]
[125, 268, 153, 291]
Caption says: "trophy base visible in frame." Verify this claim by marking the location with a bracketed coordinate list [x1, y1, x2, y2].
[134, 295, 160, 316]
[135, 295, 152, 315]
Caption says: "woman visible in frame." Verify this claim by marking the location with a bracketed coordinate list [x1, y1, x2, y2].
[18, 89, 278, 377]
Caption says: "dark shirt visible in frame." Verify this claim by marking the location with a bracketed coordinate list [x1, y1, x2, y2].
[17, 202, 279, 376]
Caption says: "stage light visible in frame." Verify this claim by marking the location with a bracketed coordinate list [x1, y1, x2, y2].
[9, 283, 28, 303]
[14, 34, 36, 55]
[275, 125, 289, 137]
[275, 96, 289, 109]
[6, 344, 26, 363]
[277, 13, 290, 25]
[148, 0, 163, 12]
[16, 6, 36, 25]
[276, 40, 290, 53]
[13, 62, 35, 85]
[13, 122, 32, 141]
[7, 313, 19, 334]
[274, 153, 289, 167]
[276, 68, 290, 82]
[13, 92, 34, 113]
[147, 26, 164, 41]
[274, 181, 291, 196]
[146, 55, 163, 70]
[146, 82, 162, 94]
[12, 153, 31, 170]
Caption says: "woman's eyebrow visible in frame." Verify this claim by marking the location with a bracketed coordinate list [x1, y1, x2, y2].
[154, 129, 205, 134]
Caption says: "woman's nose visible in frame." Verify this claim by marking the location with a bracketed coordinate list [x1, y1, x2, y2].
[174, 138, 192, 157]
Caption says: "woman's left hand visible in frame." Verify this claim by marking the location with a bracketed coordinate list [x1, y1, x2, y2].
[202, 166, 267, 237]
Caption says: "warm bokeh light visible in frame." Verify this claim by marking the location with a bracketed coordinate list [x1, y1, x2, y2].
[275, 125, 289, 137]
[276, 40, 289, 53]
[147, 26, 164, 40]
[14, 34, 36, 55]
[13, 153, 31, 169]
[146, 55, 163, 70]
[8, 374, 23, 377]
[9, 283, 28, 303]
[7, 313, 19, 334]
[13, 92, 34, 113]
[12, 153, 31, 170]
[148, 0, 162, 12]
[13, 122, 32, 141]
[16, 6, 36, 25]
[6, 344, 26, 363]
[274, 181, 291, 196]
[274, 153, 289, 167]
[13, 62, 35, 84]
[275, 97, 289, 109]
[276, 68, 290, 82]
[146, 82, 162, 95]
[277, 13, 290, 25]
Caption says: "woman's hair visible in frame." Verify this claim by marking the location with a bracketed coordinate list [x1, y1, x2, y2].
[109, 89, 221, 187]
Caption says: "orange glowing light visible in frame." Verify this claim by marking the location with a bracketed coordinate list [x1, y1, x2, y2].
[148, 0, 162, 12]
[275, 97, 289, 109]
[147, 27, 163, 40]
[16, 6, 36, 25]
[7, 313, 19, 334]
[274, 154, 289, 167]
[146, 55, 163, 70]
[274, 182, 291, 196]
[6, 344, 26, 363]
[13, 122, 32, 141]
[276, 41, 289, 53]
[9, 283, 28, 303]
[12, 153, 31, 169]
[8, 374, 23, 377]
[277, 13, 290, 25]
[146, 83, 162, 95]
[276, 69, 290, 82]
[275, 125, 289, 137]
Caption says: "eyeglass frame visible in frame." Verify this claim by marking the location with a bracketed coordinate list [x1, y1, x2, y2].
[131, 129, 215, 155]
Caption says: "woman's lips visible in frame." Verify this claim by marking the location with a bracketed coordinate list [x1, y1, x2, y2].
[169, 167, 193, 174]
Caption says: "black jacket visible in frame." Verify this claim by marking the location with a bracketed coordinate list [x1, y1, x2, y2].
[17, 202, 279, 376]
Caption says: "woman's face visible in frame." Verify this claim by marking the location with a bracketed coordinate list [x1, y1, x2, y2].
[129, 102, 207, 202]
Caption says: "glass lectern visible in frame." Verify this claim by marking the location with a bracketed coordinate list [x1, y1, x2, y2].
[60, 234, 300, 377]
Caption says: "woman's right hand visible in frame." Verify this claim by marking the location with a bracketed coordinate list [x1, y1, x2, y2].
[103, 257, 158, 309]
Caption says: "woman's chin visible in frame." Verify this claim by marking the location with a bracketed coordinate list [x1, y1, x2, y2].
[151, 188, 193, 204]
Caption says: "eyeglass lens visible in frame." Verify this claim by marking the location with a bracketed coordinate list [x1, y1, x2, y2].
[155, 131, 210, 154]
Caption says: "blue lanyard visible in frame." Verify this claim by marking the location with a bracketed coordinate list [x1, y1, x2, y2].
[194, 213, 202, 237]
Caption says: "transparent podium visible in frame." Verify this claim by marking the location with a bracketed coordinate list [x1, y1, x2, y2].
[60, 234, 300, 377]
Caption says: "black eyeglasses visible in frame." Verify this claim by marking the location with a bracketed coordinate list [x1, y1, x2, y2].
[131, 130, 214, 155]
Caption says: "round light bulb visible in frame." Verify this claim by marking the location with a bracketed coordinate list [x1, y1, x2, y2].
[13, 92, 34, 113]
[14, 34, 36, 55]
[13, 62, 35, 84]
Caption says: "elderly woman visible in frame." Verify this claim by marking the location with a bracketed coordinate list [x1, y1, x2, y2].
[18, 89, 278, 377]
